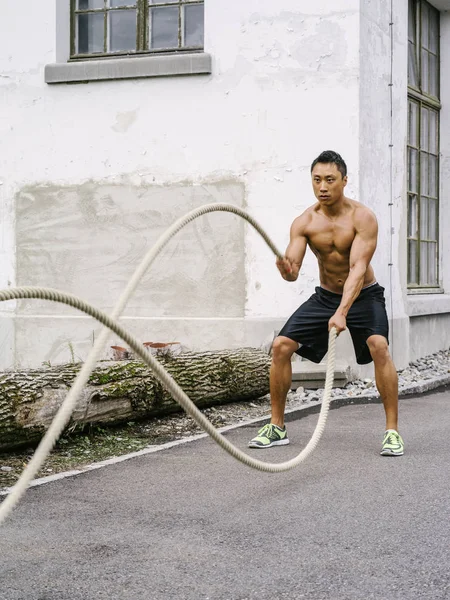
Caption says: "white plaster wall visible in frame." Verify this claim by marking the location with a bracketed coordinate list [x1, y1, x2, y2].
[1, 0, 448, 370]
[409, 314, 450, 361]
[0, 0, 362, 367]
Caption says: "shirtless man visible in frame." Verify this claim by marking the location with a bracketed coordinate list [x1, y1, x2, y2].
[249, 150, 404, 456]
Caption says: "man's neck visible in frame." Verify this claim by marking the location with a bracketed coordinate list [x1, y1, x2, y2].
[320, 195, 349, 219]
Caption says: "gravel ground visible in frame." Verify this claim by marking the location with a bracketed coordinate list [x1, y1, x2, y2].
[1, 348, 450, 491]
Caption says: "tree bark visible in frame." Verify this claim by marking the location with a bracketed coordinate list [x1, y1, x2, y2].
[0, 349, 270, 451]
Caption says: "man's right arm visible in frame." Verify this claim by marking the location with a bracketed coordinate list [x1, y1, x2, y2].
[277, 216, 308, 282]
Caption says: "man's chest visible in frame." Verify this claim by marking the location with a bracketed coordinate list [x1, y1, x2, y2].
[306, 221, 356, 256]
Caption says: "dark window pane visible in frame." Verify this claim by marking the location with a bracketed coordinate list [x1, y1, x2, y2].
[428, 198, 437, 240]
[77, 12, 104, 54]
[408, 100, 419, 147]
[111, 0, 136, 6]
[408, 194, 418, 237]
[184, 3, 204, 47]
[421, 49, 429, 93]
[109, 9, 136, 52]
[408, 239, 418, 285]
[420, 242, 429, 285]
[149, 0, 178, 3]
[78, 0, 104, 9]
[429, 109, 438, 154]
[428, 243, 437, 285]
[150, 6, 179, 49]
[408, 42, 419, 87]
[408, 149, 419, 194]
[429, 155, 438, 199]
[429, 8, 439, 54]
[420, 198, 429, 239]
[429, 53, 438, 98]
[408, 0, 417, 43]
[420, 152, 429, 196]
[420, 107, 429, 151]
[421, 2, 429, 49]
[419, 241, 437, 286]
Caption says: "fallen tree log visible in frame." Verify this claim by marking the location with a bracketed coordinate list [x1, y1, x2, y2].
[0, 349, 270, 451]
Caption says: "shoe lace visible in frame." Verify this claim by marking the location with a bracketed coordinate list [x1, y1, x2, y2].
[258, 423, 274, 437]
[385, 431, 398, 445]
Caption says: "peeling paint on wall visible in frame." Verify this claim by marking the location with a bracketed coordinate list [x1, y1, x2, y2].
[112, 109, 139, 133]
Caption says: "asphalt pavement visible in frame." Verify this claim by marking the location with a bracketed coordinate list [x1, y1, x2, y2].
[1, 390, 450, 600]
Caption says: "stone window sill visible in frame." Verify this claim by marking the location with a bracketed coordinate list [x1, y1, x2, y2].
[407, 293, 450, 317]
[45, 52, 212, 84]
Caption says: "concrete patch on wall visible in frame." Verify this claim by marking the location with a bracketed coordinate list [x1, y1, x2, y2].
[16, 181, 245, 318]
[15, 181, 246, 365]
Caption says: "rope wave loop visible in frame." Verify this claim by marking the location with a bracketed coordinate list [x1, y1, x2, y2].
[0, 203, 337, 525]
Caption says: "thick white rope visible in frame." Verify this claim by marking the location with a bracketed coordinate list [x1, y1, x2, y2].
[0, 204, 337, 524]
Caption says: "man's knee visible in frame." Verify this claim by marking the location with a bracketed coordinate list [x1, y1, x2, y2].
[366, 335, 390, 363]
[272, 336, 298, 361]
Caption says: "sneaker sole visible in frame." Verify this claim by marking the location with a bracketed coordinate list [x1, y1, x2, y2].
[248, 439, 290, 449]
[380, 449, 404, 456]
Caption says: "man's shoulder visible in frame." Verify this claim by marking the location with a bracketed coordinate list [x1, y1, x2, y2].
[291, 206, 316, 231]
[347, 198, 374, 213]
[296, 203, 321, 221]
[349, 200, 378, 231]
[351, 200, 376, 219]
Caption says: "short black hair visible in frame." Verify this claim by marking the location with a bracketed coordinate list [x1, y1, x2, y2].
[311, 150, 347, 178]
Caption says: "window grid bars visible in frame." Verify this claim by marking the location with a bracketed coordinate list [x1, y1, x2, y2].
[407, 0, 440, 289]
[408, 0, 440, 102]
[70, 0, 204, 58]
[407, 100, 440, 288]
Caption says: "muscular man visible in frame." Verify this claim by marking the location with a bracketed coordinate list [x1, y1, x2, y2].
[249, 150, 404, 456]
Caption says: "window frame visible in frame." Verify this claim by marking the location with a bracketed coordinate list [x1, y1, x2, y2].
[69, 0, 205, 61]
[407, 0, 441, 292]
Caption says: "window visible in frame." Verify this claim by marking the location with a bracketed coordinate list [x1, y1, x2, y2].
[71, 0, 205, 59]
[407, 0, 440, 289]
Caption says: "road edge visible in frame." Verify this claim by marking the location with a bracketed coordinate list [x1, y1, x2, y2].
[1, 374, 449, 496]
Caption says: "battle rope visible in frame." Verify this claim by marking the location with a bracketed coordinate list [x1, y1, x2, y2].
[0, 204, 337, 525]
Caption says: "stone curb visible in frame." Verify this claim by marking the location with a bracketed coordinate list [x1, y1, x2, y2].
[281, 372, 450, 424]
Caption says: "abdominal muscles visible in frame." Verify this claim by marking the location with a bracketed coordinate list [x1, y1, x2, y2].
[314, 248, 350, 292]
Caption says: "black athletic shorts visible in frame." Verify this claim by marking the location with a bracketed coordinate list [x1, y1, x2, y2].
[278, 282, 389, 365]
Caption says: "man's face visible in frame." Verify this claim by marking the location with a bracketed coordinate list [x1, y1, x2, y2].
[311, 163, 347, 206]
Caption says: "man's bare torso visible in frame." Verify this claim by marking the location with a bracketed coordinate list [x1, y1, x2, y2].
[301, 198, 376, 294]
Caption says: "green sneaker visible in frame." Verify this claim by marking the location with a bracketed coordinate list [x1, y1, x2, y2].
[380, 430, 404, 456]
[248, 423, 289, 449]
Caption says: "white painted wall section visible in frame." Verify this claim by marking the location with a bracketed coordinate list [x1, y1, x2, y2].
[0, 0, 449, 369]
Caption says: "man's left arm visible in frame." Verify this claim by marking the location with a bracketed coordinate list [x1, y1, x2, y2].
[329, 209, 378, 333]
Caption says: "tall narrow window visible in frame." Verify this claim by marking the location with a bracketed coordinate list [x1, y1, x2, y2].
[71, 0, 204, 58]
[407, 0, 440, 289]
